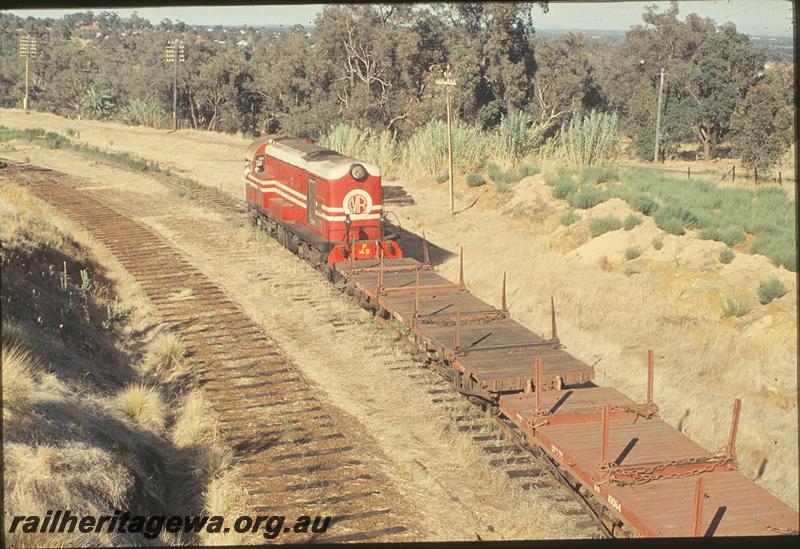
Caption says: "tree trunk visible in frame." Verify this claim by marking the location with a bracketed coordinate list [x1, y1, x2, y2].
[702, 139, 711, 161]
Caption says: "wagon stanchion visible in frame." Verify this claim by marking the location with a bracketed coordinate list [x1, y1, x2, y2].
[501, 272, 508, 313]
[412, 270, 421, 330]
[422, 230, 430, 267]
[727, 398, 742, 459]
[453, 305, 461, 349]
[600, 404, 610, 466]
[459, 245, 465, 289]
[647, 350, 655, 405]
[535, 357, 543, 413]
[693, 477, 705, 537]
[550, 296, 559, 343]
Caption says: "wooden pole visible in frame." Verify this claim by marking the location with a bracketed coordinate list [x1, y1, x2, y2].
[687, 166, 691, 179]
[172, 41, 179, 131]
[446, 88, 454, 216]
[23, 53, 30, 111]
[732, 165, 735, 182]
[653, 67, 665, 163]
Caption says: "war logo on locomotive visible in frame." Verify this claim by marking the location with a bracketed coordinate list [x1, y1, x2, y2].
[244, 137, 403, 277]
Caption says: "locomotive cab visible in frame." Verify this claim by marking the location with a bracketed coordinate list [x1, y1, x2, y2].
[244, 136, 402, 273]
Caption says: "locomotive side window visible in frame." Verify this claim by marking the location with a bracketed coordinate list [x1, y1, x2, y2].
[254, 155, 265, 174]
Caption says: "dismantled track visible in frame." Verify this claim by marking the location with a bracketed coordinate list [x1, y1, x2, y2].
[5, 159, 798, 539]
[2, 162, 414, 544]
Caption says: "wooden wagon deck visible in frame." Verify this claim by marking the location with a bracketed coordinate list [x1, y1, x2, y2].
[336, 256, 594, 397]
[499, 388, 799, 537]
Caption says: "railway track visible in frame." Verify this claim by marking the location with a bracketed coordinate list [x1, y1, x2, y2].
[2, 161, 417, 544]
[5, 158, 796, 539]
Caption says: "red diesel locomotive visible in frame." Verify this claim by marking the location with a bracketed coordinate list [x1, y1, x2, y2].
[244, 137, 403, 276]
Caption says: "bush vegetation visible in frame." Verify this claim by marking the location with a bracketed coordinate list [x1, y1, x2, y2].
[721, 296, 753, 318]
[719, 247, 735, 264]
[560, 209, 581, 226]
[623, 214, 641, 230]
[465, 173, 486, 187]
[758, 278, 787, 305]
[589, 216, 622, 237]
[624, 246, 642, 260]
[652, 237, 664, 250]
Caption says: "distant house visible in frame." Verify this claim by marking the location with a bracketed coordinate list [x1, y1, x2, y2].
[78, 21, 101, 39]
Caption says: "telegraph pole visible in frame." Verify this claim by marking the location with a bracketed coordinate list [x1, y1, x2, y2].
[165, 39, 185, 131]
[18, 34, 38, 111]
[653, 67, 665, 163]
[436, 65, 457, 216]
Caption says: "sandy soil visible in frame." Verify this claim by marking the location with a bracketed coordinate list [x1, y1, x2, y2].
[1, 108, 796, 509]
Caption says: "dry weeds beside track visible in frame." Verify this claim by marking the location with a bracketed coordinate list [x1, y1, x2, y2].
[4, 162, 417, 544]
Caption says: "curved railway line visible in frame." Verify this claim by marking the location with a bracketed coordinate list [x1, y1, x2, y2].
[3, 158, 798, 540]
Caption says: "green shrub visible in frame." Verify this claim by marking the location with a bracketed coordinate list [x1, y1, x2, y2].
[751, 235, 796, 271]
[699, 226, 745, 247]
[544, 167, 574, 187]
[623, 214, 641, 231]
[580, 165, 620, 185]
[465, 173, 486, 187]
[624, 246, 642, 260]
[552, 180, 576, 200]
[652, 237, 664, 250]
[589, 216, 622, 237]
[719, 248, 735, 264]
[566, 187, 607, 209]
[517, 164, 541, 178]
[560, 210, 581, 226]
[653, 211, 685, 235]
[622, 192, 660, 215]
[435, 172, 449, 184]
[757, 278, 787, 305]
[721, 296, 753, 318]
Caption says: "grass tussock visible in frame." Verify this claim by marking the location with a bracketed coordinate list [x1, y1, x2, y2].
[719, 247, 735, 264]
[143, 333, 185, 377]
[2, 316, 29, 349]
[721, 296, 754, 318]
[758, 278, 787, 305]
[114, 383, 167, 431]
[652, 237, 664, 250]
[465, 172, 486, 187]
[172, 391, 216, 448]
[560, 209, 581, 226]
[624, 246, 642, 260]
[623, 214, 641, 231]
[589, 216, 622, 237]
[2, 344, 36, 419]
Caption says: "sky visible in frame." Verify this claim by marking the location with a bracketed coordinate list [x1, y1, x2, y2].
[4, 1, 795, 37]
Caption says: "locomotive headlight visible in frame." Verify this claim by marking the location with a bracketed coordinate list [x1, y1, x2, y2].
[350, 163, 368, 181]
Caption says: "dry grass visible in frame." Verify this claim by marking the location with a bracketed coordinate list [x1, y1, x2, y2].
[142, 333, 186, 378]
[2, 317, 29, 349]
[2, 344, 36, 419]
[114, 383, 167, 431]
[172, 390, 216, 448]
